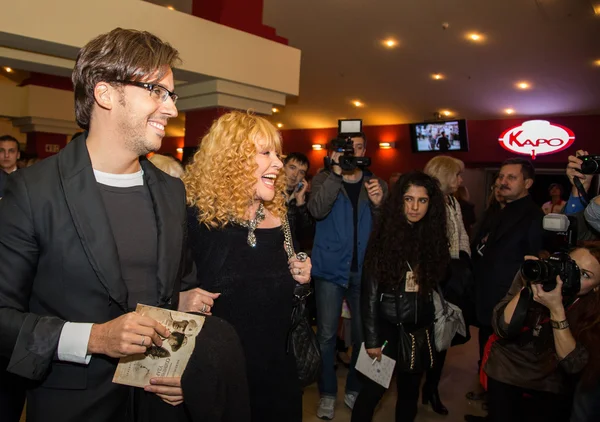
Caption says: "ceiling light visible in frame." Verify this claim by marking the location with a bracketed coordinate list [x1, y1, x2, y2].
[594, 4, 600, 15]
[272, 107, 279, 113]
[276, 123, 283, 128]
[382, 39, 397, 48]
[504, 108, 515, 115]
[176, 147, 184, 153]
[441, 110, 452, 117]
[352, 100, 363, 107]
[432, 73, 444, 80]
[594, 59, 600, 66]
[167, 5, 175, 10]
[312, 144, 324, 151]
[4, 67, 13, 73]
[516, 81, 530, 90]
[467, 32, 483, 42]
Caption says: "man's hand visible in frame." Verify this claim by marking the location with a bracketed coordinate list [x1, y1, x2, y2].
[567, 149, 593, 194]
[294, 178, 308, 206]
[88, 313, 170, 358]
[365, 178, 384, 207]
[179, 288, 220, 314]
[331, 151, 343, 176]
[145, 377, 184, 406]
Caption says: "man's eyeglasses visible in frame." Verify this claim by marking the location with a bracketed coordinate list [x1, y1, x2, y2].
[113, 81, 178, 104]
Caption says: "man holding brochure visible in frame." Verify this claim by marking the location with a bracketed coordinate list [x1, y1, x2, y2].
[0, 28, 193, 422]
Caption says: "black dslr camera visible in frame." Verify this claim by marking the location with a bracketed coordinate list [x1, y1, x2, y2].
[324, 119, 371, 171]
[521, 252, 581, 297]
[521, 214, 581, 297]
[580, 155, 600, 174]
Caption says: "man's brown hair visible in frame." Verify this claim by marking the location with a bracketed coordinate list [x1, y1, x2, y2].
[72, 28, 181, 130]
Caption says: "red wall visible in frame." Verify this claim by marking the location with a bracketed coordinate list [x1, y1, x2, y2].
[26, 132, 67, 158]
[280, 114, 600, 182]
[158, 136, 185, 161]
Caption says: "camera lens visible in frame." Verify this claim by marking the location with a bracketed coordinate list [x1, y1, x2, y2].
[580, 157, 599, 175]
[521, 260, 547, 282]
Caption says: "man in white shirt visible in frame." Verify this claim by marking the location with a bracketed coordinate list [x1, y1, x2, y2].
[0, 28, 189, 422]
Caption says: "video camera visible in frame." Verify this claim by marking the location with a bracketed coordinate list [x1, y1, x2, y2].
[520, 214, 581, 297]
[324, 119, 371, 171]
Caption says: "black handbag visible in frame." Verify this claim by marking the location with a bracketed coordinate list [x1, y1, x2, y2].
[288, 284, 321, 387]
[392, 284, 435, 373]
[282, 215, 321, 387]
[396, 324, 435, 373]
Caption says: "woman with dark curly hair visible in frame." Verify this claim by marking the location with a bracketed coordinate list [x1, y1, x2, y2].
[352, 171, 451, 422]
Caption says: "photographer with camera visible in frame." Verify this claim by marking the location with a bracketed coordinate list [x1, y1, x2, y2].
[308, 131, 387, 420]
[481, 246, 600, 422]
[564, 150, 599, 242]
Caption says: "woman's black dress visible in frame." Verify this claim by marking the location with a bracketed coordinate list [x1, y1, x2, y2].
[187, 215, 302, 422]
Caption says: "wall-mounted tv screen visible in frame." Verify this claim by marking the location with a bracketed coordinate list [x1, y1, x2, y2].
[409, 119, 469, 152]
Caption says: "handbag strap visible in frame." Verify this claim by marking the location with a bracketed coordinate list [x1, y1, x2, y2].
[281, 213, 295, 260]
[282, 214, 312, 303]
[435, 287, 450, 315]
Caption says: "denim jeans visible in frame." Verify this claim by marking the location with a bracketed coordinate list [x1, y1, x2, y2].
[315, 273, 363, 397]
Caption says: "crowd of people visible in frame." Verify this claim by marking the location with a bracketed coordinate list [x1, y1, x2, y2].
[1, 27, 600, 422]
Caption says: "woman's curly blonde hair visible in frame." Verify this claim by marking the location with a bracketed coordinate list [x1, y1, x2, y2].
[183, 111, 287, 228]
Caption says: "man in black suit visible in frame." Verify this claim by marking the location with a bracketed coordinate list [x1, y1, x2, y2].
[0, 28, 189, 422]
[465, 157, 544, 422]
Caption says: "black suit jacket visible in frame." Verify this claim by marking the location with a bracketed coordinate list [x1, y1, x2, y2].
[0, 168, 7, 197]
[0, 133, 188, 422]
[473, 195, 544, 327]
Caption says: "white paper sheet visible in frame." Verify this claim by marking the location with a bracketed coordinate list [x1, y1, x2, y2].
[355, 342, 396, 389]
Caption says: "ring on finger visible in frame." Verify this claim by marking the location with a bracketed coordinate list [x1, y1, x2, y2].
[201, 303, 208, 313]
[140, 335, 146, 347]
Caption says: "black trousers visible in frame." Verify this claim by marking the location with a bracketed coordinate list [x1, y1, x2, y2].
[424, 349, 447, 390]
[0, 359, 27, 422]
[488, 377, 572, 422]
[351, 320, 424, 422]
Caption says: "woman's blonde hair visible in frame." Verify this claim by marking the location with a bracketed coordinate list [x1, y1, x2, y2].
[183, 111, 287, 228]
[424, 155, 464, 194]
[149, 154, 184, 178]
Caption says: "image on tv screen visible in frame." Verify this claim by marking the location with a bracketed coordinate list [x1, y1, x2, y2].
[414, 121, 462, 152]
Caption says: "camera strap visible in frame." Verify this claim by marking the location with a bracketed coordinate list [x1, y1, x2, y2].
[574, 177, 590, 207]
[506, 287, 532, 337]
[507, 288, 581, 338]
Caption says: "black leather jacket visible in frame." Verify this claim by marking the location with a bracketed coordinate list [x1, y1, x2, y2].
[361, 266, 435, 349]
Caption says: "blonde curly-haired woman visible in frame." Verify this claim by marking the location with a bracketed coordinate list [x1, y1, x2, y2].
[182, 111, 311, 422]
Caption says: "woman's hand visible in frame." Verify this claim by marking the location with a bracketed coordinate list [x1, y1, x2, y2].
[531, 276, 566, 317]
[366, 347, 382, 361]
[178, 288, 221, 315]
[145, 377, 184, 406]
[289, 255, 312, 284]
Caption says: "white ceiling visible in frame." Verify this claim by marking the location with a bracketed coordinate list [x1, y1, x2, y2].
[263, 0, 600, 129]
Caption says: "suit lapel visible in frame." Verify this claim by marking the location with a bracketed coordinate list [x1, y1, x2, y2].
[58, 134, 128, 310]
[488, 196, 533, 245]
[142, 160, 182, 306]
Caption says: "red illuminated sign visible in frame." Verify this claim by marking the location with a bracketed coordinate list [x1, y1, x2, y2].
[498, 120, 575, 159]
